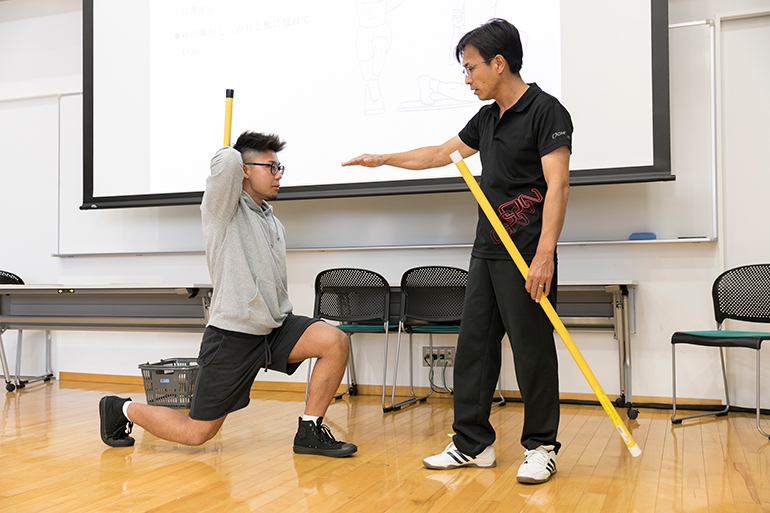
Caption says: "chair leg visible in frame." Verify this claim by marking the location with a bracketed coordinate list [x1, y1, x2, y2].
[46, 330, 53, 377]
[385, 323, 404, 412]
[381, 323, 390, 411]
[0, 329, 14, 392]
[493, 377, 506, 408]
[755, 349, 770, 438]
[346, 334, 357, 394]
[671, 345, 730, 424]
[720, 347, 731, 408]
[408, 333, 417, 397]
[15, 330, 23, 389]
[385, 324, 431, 412]
[671, 344, 677, 420]
[8, 330, 54, 389]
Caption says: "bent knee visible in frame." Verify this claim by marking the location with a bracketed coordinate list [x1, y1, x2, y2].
[188, 430, 218, 446]
[317, 326, 349, 360]
[333, 328, 349, 354]
[187, 420, 222, 445]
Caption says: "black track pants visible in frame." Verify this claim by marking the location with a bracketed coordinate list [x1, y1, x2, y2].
[451, 256, 561, 456]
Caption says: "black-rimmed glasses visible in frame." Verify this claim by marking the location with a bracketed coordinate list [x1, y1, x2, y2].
[244, 162, 285, 176]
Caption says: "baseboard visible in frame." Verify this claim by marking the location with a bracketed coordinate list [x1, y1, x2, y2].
[58, 372, 440, 397]
[56, 372, 723, 406]
[59, 371, 311, 393]
[60, 372, 144, 386]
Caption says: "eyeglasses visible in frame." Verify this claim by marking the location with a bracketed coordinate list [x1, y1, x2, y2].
[462, 57, 493, 76]
[244, 162, 285, 176]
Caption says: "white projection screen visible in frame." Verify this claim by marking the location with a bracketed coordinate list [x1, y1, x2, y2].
[83, 0, 671, 209]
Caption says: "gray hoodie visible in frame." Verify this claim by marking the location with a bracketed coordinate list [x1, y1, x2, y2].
[201, 147, 292, 335]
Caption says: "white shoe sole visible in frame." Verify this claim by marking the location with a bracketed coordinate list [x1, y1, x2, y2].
[517, 469, 556, 484]
[423, 460, 497, 470]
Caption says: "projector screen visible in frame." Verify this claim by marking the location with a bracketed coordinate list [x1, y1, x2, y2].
[83, 0, 671, 209]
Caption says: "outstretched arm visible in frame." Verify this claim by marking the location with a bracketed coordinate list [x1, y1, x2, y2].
[342, 135, 476, 170]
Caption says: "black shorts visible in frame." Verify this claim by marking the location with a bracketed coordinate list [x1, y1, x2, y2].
[188, 313, 318, 421]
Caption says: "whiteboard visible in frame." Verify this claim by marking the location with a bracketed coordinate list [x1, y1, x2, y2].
[0, 9, 711, 255]
[53, 21, 713, 253]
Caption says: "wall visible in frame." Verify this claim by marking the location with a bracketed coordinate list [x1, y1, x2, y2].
[2, 0, 770, 409]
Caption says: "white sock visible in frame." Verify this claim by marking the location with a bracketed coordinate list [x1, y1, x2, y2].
[302, 414, 320, 424]
[122, 399, 132, 422]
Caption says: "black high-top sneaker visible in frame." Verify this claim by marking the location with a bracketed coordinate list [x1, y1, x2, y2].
[99, 396, 135, 447]
[292, 417, 357, 457]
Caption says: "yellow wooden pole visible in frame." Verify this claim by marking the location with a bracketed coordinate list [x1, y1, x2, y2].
[450, 151, 641, 457]
[223, 89, 234, 146]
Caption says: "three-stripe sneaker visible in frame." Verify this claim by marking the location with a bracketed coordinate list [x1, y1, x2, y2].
[422, 442, 496, 469]
[516, 445, 557, 483]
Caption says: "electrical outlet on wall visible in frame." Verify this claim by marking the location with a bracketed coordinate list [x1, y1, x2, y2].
[422, 346, 454, 367]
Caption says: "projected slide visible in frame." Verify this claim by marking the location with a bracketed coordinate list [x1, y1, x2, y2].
[87, 0, 666, 207]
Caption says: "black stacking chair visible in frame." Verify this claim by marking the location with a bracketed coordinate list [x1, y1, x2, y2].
[387, 266, 467, 412]
[305, 268, 395, 411]
[0, 270, 24, 391]
[671, 264, 770, 437]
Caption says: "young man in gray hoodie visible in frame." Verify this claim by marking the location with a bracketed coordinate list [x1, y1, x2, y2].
[99, 131, 357, 457]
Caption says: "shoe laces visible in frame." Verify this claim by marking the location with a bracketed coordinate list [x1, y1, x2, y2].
[523, 447, 551, 467]
[314, 422, 342, 447]
[112, 419, 133, 439]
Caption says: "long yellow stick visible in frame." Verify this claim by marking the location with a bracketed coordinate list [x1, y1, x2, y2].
[223, 89, 234, 146]
[450, 151, 641, 457]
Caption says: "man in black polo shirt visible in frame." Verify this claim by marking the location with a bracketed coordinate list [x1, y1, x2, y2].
[342, 18, 572, 484]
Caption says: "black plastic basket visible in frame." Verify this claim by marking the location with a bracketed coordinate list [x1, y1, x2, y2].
[139, 358, 199, 409]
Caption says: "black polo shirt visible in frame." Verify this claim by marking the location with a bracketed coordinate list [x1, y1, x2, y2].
[458, 83, 572, 260]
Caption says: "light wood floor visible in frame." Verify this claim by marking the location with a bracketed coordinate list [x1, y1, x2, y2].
[1, 381, 769, 512]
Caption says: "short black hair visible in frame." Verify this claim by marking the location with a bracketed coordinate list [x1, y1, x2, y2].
[233, 131, 286, 155]
[455, 18, 523, 75]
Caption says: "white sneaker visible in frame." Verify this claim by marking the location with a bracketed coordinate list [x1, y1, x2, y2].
[423, 442, 496, 470]
[516, 445, 557, 483]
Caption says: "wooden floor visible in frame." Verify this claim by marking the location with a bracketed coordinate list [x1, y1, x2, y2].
[1, 381, 770, 512]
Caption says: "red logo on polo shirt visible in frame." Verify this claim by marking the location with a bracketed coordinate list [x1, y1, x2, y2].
[491, 188, 544, 244]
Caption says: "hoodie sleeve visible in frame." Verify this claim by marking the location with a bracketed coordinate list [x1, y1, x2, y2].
[201, 147, 244, 222]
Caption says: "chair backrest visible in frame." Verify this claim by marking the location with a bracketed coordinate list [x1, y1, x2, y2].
[0, 270, 24, 285]
[314, 268, 390, 323]
[712, 264, 770, 325]
[400, 266, 467, 324]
